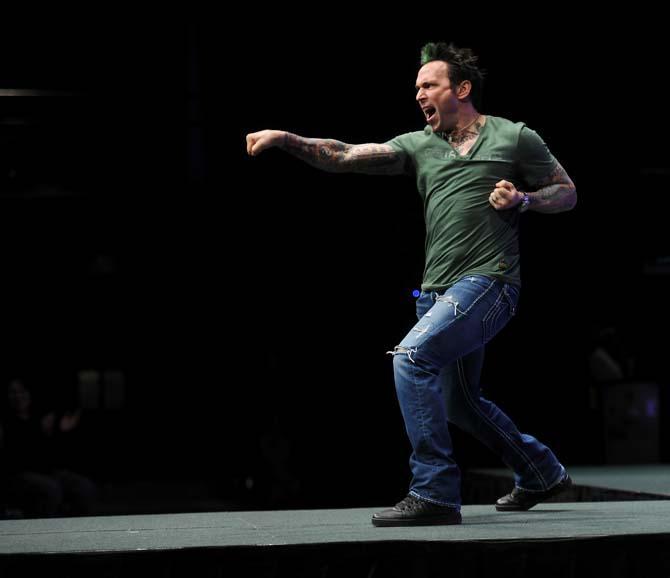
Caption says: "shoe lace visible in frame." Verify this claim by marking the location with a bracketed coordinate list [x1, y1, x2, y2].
[395, 495, 422, 512]
[510, 486, 523, 498]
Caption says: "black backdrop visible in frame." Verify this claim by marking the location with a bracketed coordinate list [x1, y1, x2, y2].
[0, 13, 667, 509]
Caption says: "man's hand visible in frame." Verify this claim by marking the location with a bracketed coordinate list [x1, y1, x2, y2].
[246, 130, 285, 156]
[489, 180, 522, 210]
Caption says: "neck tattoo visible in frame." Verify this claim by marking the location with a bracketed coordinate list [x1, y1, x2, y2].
[444, 114, 482, 146]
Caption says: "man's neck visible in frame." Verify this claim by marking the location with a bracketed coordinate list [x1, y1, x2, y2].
[451, 107, 480, 133]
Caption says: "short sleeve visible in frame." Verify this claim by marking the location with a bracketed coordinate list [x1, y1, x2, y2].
[516, 126, 558, 188]
[384, 133, 415, 176]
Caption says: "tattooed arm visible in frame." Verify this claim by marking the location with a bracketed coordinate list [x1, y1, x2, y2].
[489, 161, 577, 213]
[245, 129, 406, 176]
[524, 161, 577, 213]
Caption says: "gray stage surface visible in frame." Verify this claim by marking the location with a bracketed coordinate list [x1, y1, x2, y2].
[2, 500, 670, 555]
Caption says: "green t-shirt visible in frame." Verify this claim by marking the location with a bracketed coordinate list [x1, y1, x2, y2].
[386, 115, 557, 291]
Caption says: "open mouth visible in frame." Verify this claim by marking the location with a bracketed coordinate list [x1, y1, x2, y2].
[423, 106, 437, 123]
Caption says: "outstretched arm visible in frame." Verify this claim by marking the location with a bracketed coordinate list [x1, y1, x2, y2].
[246, 130, 406, 176]
[489, 162, 577, 213]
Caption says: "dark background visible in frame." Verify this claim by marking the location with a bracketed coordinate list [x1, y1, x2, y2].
[0, 13, 668, 513]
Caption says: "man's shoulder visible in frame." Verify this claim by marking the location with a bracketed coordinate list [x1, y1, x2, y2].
[385, 128, 433, 152]
[390, 128, 430, 141]
[486, 115, 526, 132]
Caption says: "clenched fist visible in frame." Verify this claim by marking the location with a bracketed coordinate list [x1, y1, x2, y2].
[246, 130, 286, 156]
[489, 179, 522, 210]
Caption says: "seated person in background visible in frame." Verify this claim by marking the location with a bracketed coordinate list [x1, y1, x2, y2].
[0, 378, 98, 518]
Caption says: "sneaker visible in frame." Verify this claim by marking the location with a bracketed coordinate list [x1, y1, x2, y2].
[372, 494, 462, 527]
[495, 473, 573, 511]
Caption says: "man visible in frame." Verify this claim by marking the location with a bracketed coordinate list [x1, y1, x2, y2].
[246, 42, 576, 526]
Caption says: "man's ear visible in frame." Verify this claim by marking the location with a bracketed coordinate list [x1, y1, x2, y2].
[456, 80, 472, 100]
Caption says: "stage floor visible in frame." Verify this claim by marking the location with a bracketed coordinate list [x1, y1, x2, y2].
[471, 464, 670, 497]
[2, 500, 670, 555]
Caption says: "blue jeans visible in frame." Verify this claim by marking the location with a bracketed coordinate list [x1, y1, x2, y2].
[389, 274, 565, 510]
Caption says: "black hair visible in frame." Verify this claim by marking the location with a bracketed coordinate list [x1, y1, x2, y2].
[420, 42, 485, 109]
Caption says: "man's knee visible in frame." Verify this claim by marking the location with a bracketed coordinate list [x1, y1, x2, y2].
[387, 345, 417, 364]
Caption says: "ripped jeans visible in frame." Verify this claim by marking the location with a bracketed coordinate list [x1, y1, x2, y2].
[388, 274, 565, 509]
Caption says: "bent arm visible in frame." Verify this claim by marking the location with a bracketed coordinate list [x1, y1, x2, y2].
[525, 162, 577, 213]
[246, 129, 406, 175]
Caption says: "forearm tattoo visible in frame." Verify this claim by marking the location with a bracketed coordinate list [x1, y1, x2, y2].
[281, 133, 405, 175]
[527, 162, 577, 213]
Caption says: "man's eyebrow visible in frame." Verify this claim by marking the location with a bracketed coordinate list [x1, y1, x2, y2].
[415, 80, 434, 89]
